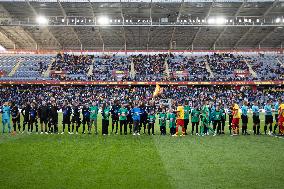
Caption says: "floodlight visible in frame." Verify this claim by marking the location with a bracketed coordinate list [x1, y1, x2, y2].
[97, 16, 109, 25]
[36, 15, 48, 25]
[275, 18, 281, 23]
[207, 18, 215, 24]
[215, 17, 226, 25]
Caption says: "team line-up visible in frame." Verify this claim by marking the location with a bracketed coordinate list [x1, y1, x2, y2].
[1, 97, 284, 137]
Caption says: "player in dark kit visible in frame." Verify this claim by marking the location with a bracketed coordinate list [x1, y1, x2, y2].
[220, 105, 226, 134]
[49, 98, 59, 134]
[82, 104, 91, 134]
[184, 101, 191, 135]
[71, 102, 81, 134]
[11, 104, 20, 133]
[228, 105, 233, 135]
[139, 102, 148, 134]
[61, 100, 72, 134]
[21, 102, 31, 133]
[127, 103, 133, 134]
[38, 101, 49, 134]
[111, 100, 120, 134]
[29, 102, 38, 133]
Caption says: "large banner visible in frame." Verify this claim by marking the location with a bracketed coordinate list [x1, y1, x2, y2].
[0, 70, 6, 77]
[49, 70, 67, 77]
[112, 70, 129, 79]
[234, 69, 250, 77]
[0, 80, 283, 86]
[172, 70, 189, 77]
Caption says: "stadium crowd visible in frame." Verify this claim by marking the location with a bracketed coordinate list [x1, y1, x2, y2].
[132, 54, 166, 81]
[1, 53, 283, 82]
[168, 55, 210, 81]
[1, 85, 283, 137]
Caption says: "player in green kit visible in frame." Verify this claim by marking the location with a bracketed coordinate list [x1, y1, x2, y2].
[159, 107, 167, 135]
[147, 111, 156, 135]
[118, 104, 129, 135]
[90, 102, 99, 135]
[168, 109, 176, 136]
[191, 104, 200, 135]
[101, 103, 111, 135]
[201, 100, 216, 136]
[214, 106, 222, 134]
[184, 101, 191, 135]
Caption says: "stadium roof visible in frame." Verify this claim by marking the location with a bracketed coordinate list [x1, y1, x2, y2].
[0, 0, 283, 50]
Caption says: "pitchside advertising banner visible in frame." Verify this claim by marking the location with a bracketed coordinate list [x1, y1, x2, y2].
[0, 80, 283, 86]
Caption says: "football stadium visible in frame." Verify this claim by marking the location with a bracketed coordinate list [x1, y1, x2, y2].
[0, 0, 284, 188]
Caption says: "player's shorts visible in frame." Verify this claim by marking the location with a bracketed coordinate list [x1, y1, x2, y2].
[12, 117, 20, 123]
[49, 117, 58, 125]
[275, 114, 279, 122]
[71, 117, 80, 124]
[82, 117, 90, 124]
[127, 117, 133, 124]
[232, 118, 240, 128]
[176, 119, 184, 127]
[62, 116, 71, 124]
[23, 117, 30, 123]
[265, 115, 273, 124]
[202, 117, 209, 124]
[279, 117, 284, 125]
[253, 115, 260, 124]
[184, 119, 189, 126]
[40, 117, 48, 124]
[140, 116, 148, 124]
[241, 115, 248, 124]
[112, 115, 119, 121]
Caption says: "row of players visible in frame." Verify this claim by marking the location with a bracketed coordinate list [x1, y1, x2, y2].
[1, 97, 284, 136]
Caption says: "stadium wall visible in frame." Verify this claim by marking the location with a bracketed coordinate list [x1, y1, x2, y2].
[0, 48, 283, 56]
[0, 80, 283, 86]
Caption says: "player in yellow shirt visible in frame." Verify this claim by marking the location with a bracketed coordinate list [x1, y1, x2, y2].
[278, 99, 284, 135]
[175, 102, 185, 136]
[232, 102, 241, 136]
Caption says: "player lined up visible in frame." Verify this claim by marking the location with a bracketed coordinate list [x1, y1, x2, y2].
[1, 98, 284, 136]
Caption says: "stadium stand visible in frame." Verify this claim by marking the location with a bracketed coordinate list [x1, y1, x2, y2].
[168, 54, 210, 81]
[247, 55, 284, 81]
[0, 56, 19, 77]
[0, 52, 283, 82]
[132, 54, 167, 81]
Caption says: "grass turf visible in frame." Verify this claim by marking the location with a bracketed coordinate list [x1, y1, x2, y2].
[1, 113, 284, 189]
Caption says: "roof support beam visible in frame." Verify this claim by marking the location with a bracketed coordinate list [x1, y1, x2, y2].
[147, 0, 153, 48]
[212, 1, 246, 49]
[233, 0, 279, 48]
[0, 27, 18, 48]
[25, 0, 62, 49]
[189, 0, 215, 49]
[88, 0, 105, 49]
[256, 27, 278, 48]
[233, 27, 254, 48]
[58, 0, 82, 48]
[169, 0, 184, 49]
[120, 0, 127, 50]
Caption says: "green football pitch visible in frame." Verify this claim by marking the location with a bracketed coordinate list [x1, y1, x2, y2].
[1, 113, 284, 189]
